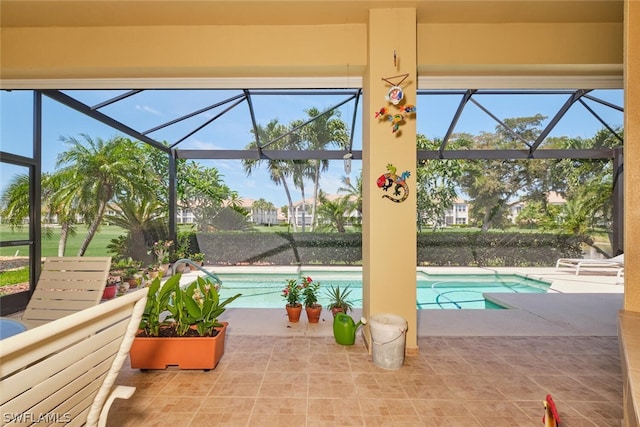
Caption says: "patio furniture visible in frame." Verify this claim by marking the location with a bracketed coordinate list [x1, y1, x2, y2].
[555, 254, 624, 278]
[21, 256, 111, 328]
[0, 288, 147, 427]
[0, 317, 28, 339]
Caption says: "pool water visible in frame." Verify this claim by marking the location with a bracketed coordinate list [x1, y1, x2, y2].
[214, 271, 550, 310]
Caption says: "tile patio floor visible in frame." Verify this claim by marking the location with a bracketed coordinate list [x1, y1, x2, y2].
[3, 267, 623, 425]
[104, 268, 624, 426]
[106, 334, 622, 426]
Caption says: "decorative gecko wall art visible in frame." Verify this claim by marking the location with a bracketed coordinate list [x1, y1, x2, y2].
[376, 163, 411, 203]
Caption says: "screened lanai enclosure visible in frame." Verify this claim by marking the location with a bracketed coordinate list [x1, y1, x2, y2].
[0, 87, 624, 314]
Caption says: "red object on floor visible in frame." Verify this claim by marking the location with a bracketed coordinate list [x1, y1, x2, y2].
[542, 394, 560, 426]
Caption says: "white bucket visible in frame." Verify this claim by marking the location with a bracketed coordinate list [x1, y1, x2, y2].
[369, 313, 407, 370]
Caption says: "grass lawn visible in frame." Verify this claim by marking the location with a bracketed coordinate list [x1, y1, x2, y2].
[0, 225, 125, 257]
[0, 267, 29, 287]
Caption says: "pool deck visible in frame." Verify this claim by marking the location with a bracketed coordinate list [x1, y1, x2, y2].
[108, 266, 626, 426]
[181, 266, 625, 339]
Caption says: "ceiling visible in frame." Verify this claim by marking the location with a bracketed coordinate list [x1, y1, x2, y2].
[2, 0, 624, 160]
[1, 0, 623, 27]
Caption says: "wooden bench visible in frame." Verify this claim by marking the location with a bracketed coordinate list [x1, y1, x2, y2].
[1, 289, 147, 427]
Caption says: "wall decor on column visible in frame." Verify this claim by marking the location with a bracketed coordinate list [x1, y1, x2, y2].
[375, 71, 416, 134]
[376, 163, 411, 203]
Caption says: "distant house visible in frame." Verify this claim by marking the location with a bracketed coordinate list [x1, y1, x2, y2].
[177, 207, 195, 225]
[507, 191, 566, 224]
[174, 198, 279, 226]
[443, 197, 469, 226]
[231, 198, 279, 226]
[289, 195, 360, 228]
[289, 198, 313, 227]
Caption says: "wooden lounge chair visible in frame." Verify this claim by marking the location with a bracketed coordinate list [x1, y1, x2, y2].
[0, 288, 148, 427]
[21, 256, 111, 328]
[555, 254, 624, 277]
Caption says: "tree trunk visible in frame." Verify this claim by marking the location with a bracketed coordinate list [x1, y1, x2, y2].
[281, 176, 297, 232]
[300, 185, 306, 233]
[481, 201, 507, 232]
[130, 227, 152, 263]
[77, 202, 107, 256]
[58, 221, 70, 256]
[310, 161, 320, 232]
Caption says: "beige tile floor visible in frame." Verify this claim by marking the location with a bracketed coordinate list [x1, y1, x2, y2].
[5, 267, 623, 425]
[106, 334, 622, 426]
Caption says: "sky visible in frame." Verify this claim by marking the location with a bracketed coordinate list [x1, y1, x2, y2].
[0, 88, 624, 208]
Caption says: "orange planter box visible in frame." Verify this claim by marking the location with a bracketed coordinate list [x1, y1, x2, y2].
[129, 322, 227, 370]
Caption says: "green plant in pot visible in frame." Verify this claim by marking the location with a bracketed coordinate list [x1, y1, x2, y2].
[282, 278, 303, 322]
[137, 275, 174, 337]
[325, 284, 354, 317]
[301, 276, 322, 323]
[122, 266, 140, 287]
[176, 276, 241, 336]
[192, 252, 205, 266]
[131, 273, 241, 370]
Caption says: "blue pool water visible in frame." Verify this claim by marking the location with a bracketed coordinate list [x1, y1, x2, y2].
[214, 271, 550, 310]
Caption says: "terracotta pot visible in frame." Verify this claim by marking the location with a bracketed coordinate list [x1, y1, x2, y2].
[285, 304, 302, 322]
[124, 277, 138, 288]
[118, 282, 130, 294]
[161, 264, 171, 277]
[148, 270, 159, 279]
[130, 322, 228, 370]
[331, 307, 345, 317]
[306, 305, 322, 323]
[102, 285, 117, 300]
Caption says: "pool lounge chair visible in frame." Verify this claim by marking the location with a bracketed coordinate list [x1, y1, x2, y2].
[555, 254, 624, 277]
[20, 256, 111, 328]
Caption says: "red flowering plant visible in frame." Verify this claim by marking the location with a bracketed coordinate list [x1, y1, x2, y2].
[282, 278, 304, 307]
[301, 276, 321, 308]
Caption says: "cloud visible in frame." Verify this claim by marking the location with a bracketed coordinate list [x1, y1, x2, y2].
[242, 177, 257, 189]
[135, 105, 163, 116]
[213, 159, 235, 171]
[188, 139, 223, 150]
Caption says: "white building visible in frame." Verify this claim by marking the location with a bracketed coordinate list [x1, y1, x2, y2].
[232, 198, 280, 226]
[444, 197, 469, 226]
[508, 191, 566, 224]
[289, 195, 360, 228]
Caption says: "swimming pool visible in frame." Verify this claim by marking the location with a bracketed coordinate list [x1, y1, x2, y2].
[213, 271, 551, 309]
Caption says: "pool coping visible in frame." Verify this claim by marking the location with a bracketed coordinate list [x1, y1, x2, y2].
[192, 266, 624, 338]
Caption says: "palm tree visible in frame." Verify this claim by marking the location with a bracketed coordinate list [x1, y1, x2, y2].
[1, 173, 30, 229]
[0, 172, 78, 256]
[44, 172, 80, 256]
[242, 120, 299, 231]
[252, 198, 276, 226]
[225, 192, 244, 210]
[55, 134, 152, 256]
[316, 191, 352, 233]
[300, 107, 349, 231]
[337, 174, 363, 221]
[104, 193, 167, 264]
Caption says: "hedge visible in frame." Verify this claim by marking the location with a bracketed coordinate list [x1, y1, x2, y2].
[189, 231, 588, 267]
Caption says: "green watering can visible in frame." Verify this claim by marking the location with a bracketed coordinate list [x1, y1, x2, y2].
[333, 313, 366, 346]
